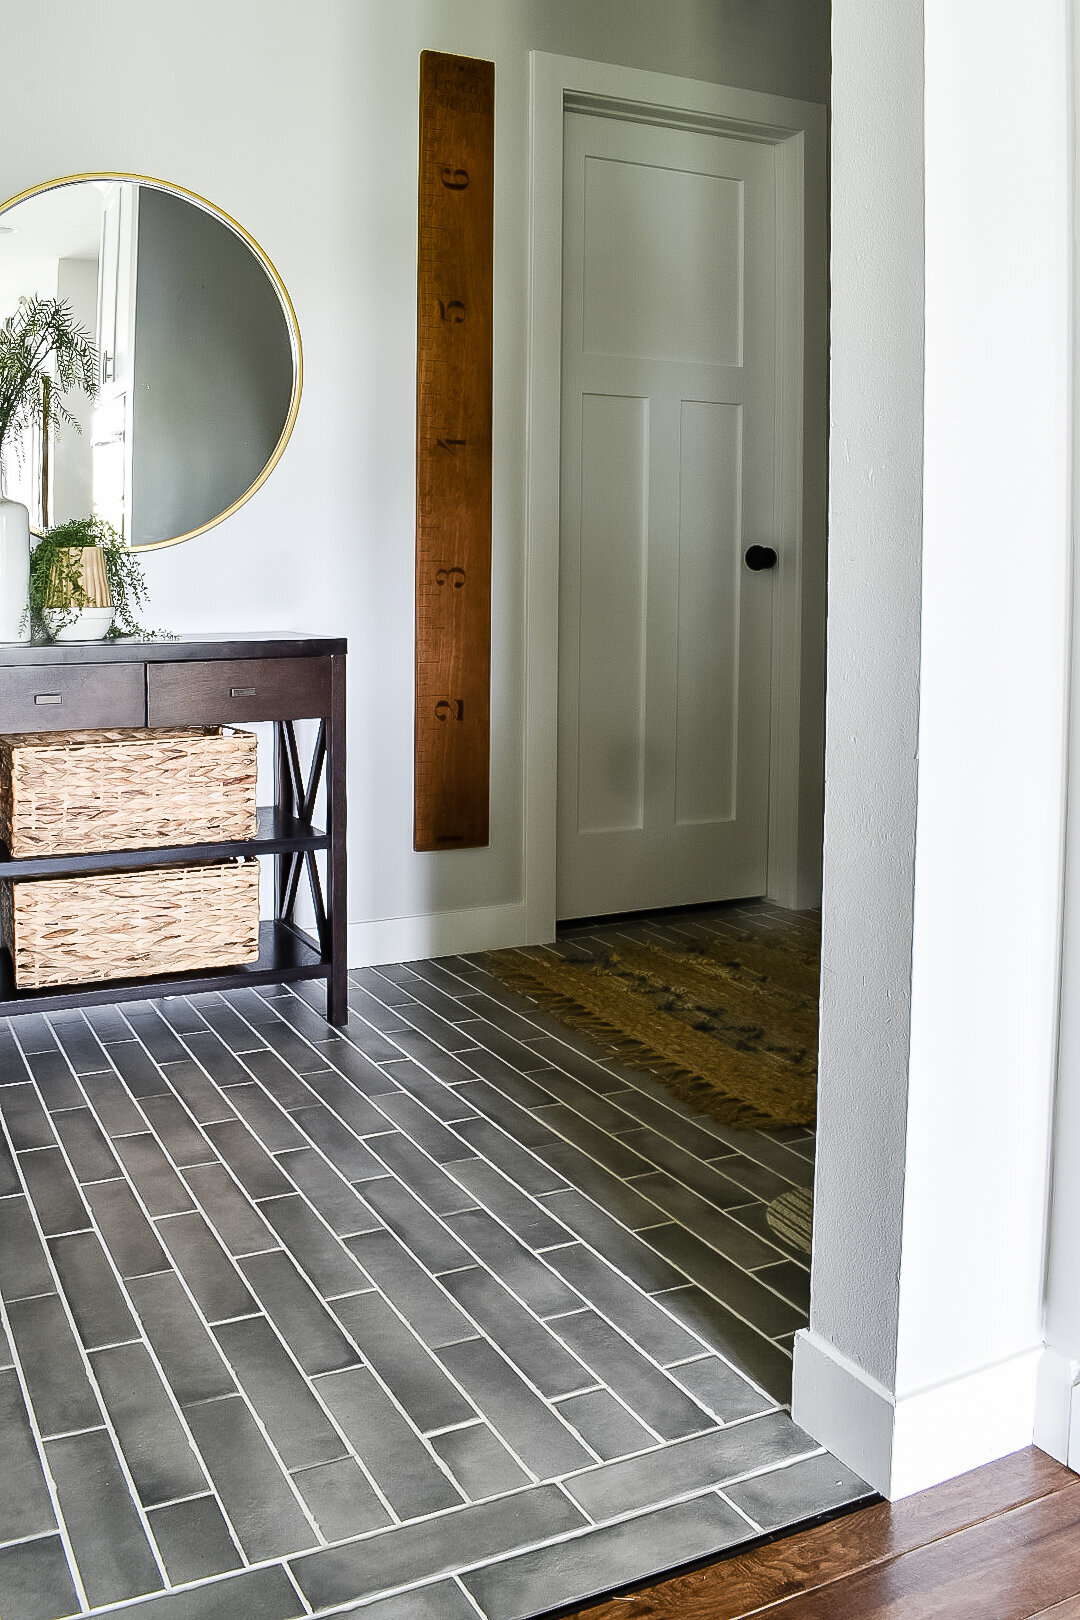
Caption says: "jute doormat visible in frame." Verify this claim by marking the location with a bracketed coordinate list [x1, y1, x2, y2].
[481, 924, 819, 1131]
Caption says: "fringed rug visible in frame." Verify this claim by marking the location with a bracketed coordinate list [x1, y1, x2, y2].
[481, 921, 818, 1130]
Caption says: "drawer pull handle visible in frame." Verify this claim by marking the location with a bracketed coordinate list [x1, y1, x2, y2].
[34, 694, 63, 706]
[230, 687, 256, 698]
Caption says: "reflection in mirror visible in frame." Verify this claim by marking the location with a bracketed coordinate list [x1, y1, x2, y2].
[0, 176, 301, 550]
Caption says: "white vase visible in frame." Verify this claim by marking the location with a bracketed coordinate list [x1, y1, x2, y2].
[0, 485, 30, 644]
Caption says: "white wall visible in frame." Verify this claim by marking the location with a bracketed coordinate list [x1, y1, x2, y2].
[795, 0, 1072, 1498]
[0, 0, 829, 962]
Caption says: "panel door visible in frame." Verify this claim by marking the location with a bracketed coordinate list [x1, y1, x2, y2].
[557, 111, 782, 919]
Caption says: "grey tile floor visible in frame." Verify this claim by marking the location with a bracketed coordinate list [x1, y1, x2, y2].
[0, 903, 871, 1620]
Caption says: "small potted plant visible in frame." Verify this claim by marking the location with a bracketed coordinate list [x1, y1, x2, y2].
[26, 516, 161, 641]
[0, 297, 97, 641]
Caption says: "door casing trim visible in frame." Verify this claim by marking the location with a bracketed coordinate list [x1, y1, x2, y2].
[522, 52, 828, 937]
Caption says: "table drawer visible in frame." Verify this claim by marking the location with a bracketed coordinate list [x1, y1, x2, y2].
[0, 663, 145, 732]
[147, 658, 331, 726]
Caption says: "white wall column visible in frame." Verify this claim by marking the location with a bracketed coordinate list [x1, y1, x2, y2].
[794, 0, 1071, 1498]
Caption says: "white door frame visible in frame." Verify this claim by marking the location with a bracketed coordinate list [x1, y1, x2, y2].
[522, 52, 828, 941]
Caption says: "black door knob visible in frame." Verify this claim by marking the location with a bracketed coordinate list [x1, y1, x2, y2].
[744, 545, 778, 571]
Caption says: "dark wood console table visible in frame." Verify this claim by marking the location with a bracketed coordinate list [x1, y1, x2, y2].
[0, 633, 348, 1026]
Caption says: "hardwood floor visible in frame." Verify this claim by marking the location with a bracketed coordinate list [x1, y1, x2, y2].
[557, 1447, 1080, 1619]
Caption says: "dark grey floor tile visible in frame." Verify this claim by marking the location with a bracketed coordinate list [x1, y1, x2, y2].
[454, 1083, 559, 1151]
[214, 1315, 347, 1469]
[463, 1490, 753, 1619]
[455, 1018, 550, 1074]
[723, 1196, 814, 1263]
[0, 1197, 53, 1302]
[85, 1179, 169, 1276]
[290, 1105, 390, 1180]
[105, 1037, 171, 1097]
[288, 1484, 585, 1610]
[551, 1310, 713, 1441]
[381, 1059, 480, 1122]
[262, 995, 332, 1043]
[532, 1110, 659, 1180]
[146, 1494, 244, 1585]
[0, 1317, 11, 1368]
[50, 1230, 138, 1348]
[0, 1131, 19, 1196]
[126, 1272, 236, 1405]
[91, 1341, 209, 1507]
[26, 1048, 87, 1107]
[454, 1064, 556, 1110]
[567, 1409, 817, 1521]
[441, 1267, 591, 1398]
[359, 1177, 473, 1273]
[0, 1535, 80, 1620]
[325, 1578, 478, 1620]
[202, 1118, 293, 1198]
[377, 1031, 478, 1086]
[694, 1143, 807, 1204]
[347, 1231, 476, 1347]
[4, 1014, 54, 1055]
[46, 1427, 161, 1607]
[724, 1449, 872, 1530]
[397, 1002, 487, 1053]
[700, 1120, 817, 1186]
[180, 1031, 253, 1088]
[0, 1367, 57, 1541]
[76, 1563, 306, 1620]
[654, 1284, 791, 1398]
[291, 1067, 396, 1136]
[450, 1118, 569, 1196]
[111, 1133, 193, 1214]
[261, 1021, 337, 1075]
[152, 997, 210, 1035]
[601, 1079, 742, 1156]
[622, 1125, 787, 1207]
[51, 1101, 121, 1183]
[80, 1070, 147, 1136]
[333, 1291, 475, 1432]
[183, 1396, 317, 1560]
[227, 1083, 310, 1150]
[754, 1258, 813, 1312]
[274, 1146, 385, 1236]
[18, 1147, 91, 1236]
[348, 983, 415, 1032]
[120, 1008, 192, 1066]
[540, 1189, 684, 1291]
[444, 1210, 582, 1316]
[291, 1455, 392, 1542]
[430, 1421, 532, 1499]
[180, 1161, 278, 1257]
[240, 1046, 324, 1108]
[371, 1134, 479, 1216]
[240, 1250, 361, 1375]
[536, 1145, 661, 1227]
[8, 1294, 101, 1436]
[187, 999, 266, 1052]
[0, 1083, 54, 1150]
[322, 1038, 405, 1095]
[553, 1387, 657, 1461]
[138, 1094, 215, 1167]
[628, 1170, 781, 1268]
[521, 1035, 632, 1093]
[161, 1057, 239, 1125]
[449, 1158, 570, 1248]
[542, 1245, 704, 1364]
[352, 965, 419, 1006]
[83, 1006, 131, 1042]
[313, 1365, 463, 1519]
[156, 1212, 256, 1323]
[436, 1338, 593, 1476]
[259, 1195, 372, 1298]
[643, 1225, 805, 1337]
[670, 1355, 777, 1421]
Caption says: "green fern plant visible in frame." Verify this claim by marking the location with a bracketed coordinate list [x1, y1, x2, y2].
[0, 296, 97, 476]
[25, 516, 167, 640]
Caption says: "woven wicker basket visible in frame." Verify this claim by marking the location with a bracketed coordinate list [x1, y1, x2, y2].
[1, 859, 261, 988]
[0, 727, 257, 858]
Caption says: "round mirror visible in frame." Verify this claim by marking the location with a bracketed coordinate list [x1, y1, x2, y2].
[0, 173, 302, 550]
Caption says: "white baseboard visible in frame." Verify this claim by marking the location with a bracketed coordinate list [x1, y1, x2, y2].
[1034, 1346, 1080, 1466]
[792, 1329, 1042, 1499]
[347, 902, 530, 968]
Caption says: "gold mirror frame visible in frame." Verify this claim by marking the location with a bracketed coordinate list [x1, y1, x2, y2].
[0, 171, 303, 552]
